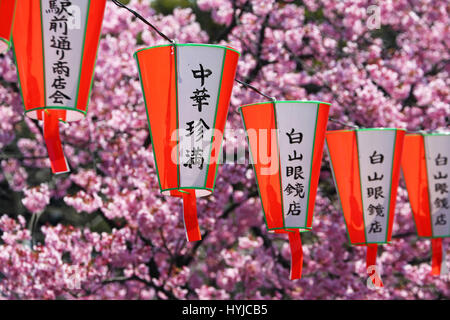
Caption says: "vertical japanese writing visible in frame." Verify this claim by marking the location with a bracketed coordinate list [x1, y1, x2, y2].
[358, 130, 396, 243]
[425, 135, 450, 237]
[46, 0, 73, 105]
[42, 0, 88, 110]
[367, 150, 385, 235]
[284, 128, 305, 217]
[182, 64, 213, 170]
[276, 102, 318, 228]
[177, 46, 225, 187]
[433, 153, 448, 226]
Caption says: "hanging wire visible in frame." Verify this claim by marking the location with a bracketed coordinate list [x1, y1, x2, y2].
[235, 79, 276, 102]
[328, 117, 360, 129]
[111, 1, 366, 131]
[111, 0, 175, 44]
[236, 80, 362, 129]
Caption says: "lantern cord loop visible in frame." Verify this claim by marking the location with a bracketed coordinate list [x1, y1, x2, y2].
[235, 79, 276, 102]
[111, 0, 175, 44]
[328, 117, 359, 129]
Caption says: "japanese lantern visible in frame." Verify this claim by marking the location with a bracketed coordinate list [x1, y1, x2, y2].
[326, 128, 405, 286]
[134, 44, 240, 242]
[401, 132, 450, 276]
[0, 0, 16, 54]
[12, 0, 107, 173]
[240, 100, 331, 279]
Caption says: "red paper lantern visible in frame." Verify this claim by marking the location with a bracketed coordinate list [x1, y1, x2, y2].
[240, 100, 331, 279]
[0, 0, 16, 54]
[401, 132, 449, 275]
[134, 44, 240, 242]
[12, 0, 107, 173]
[326, 128, 405, 286]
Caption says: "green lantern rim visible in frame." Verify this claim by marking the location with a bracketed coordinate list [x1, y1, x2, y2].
[350, 241, 392, 246]
[239, 100, 332, 111]
[268, 227, 313, 233]
[406, 132, 450, 136]
[161, 187, 213, 198]
[24, 107, 87, 121]
[327, 128, 407, 134]
[133, 43, 241, 58]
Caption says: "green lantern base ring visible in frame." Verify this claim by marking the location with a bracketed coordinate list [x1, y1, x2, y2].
[161, 187, 214, 198]
[25, 107, 87, 122]
[268, 227, 313, 233]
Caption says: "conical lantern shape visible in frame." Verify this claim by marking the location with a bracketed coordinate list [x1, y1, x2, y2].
[0, 0, 16, 54]
[240, 100, 331, 279]
[134, 44, 240, 242]
[326, 128, 405, 286]
[401, 132, 450, 276]
[12, 0, 107, 173]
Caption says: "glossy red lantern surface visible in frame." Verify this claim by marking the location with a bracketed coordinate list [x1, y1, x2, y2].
[326, 128, 405, 286]
[135, 43, 240, 242]
[0, 0, 16, 54]
[241, 100, 331, 279]
[402, 133, 450, 275]
[12, 0, 107, 173]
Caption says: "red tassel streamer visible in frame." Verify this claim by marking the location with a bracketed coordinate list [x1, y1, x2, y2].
[182, 190, 201, 242]
[288, 230, 303, 280]
[43, 111, 69, 174]
[431, 238, 443, 276]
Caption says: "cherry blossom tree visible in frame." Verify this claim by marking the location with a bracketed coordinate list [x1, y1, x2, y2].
[0, 0, 448, 299]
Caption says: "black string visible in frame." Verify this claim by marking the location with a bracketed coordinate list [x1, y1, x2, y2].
[235, 79, 276, 102]
[328, 118, 360, 129]
[111, 0, 174, 44]
[109, 1, 448, 134]
[236, 81, 362, 129]
[111, 0, 364, 130]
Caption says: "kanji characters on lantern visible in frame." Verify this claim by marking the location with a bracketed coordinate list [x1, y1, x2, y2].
[0, 0, 16, 54]
[401, 132, 450, 275]
[12, 0, 107, 173]
[326, 128, 406, 286]
[240, 100, 331, 279]
[134, 43, 240, 242]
